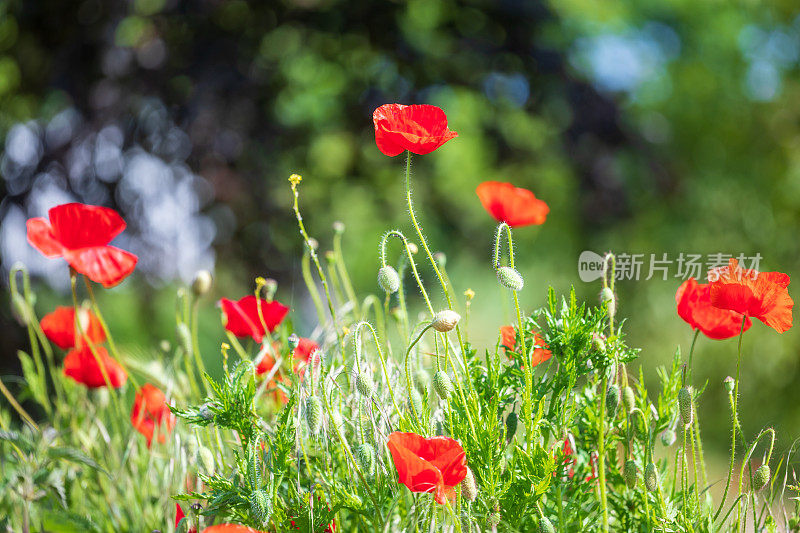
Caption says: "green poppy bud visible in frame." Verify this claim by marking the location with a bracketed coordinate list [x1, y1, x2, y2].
[622, 386, 636, 414]
[606, 384, 620, 417]
[191, 270, 213, 296]
[355, 442, 376, 476]
[378, 265, 400, 294]
[624, 459, 638, 489]
[287, 333, 300, 352]
[660, 428, 677, 447]
[433, 370, 454, 399]
[644, 462, 659, 492]
[723, 375, 735, 394]
[505, 411, 518, 443]
[305, 396, 323, 435]
[678, 387, 693, 427]
[539, 516, 555, 533]
[432, 310, 461, 332]
[355, 372, 373, 396]
[753, 464, 771, 492]
[461, 466, 477, 502]
[497, 266, 524, 291]
[408, 389, 424, 418]
[600, 287, 616, 318]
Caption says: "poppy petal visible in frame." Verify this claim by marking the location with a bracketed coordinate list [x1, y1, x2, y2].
[48, 203, 126, 249]
[40, 306, 106, 350]
[476, 181, 549, 227]
[26, 217, 63, 257]
[62, 246, 138, 287]
[373, 104, 458, 156]
[63, 346, 127, 388]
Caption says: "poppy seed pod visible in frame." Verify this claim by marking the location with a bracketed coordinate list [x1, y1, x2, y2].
[661, 428, 677, 447]
[355, 442, 376, 476]
[753, 464, 771, 492]
[606, 384, 621, 417]
[191, 270, 213, 296]
[461, 466, 477, 502]
[723, 376, 735, 394]
[355, 372, 373, 397]
[378, 265, 401, 294]
[305, 396, 323, 435]
[678, 387, 693, 427]
[432, 310, 461, 332]
[496, 266, 524, 291]
[505, 411, 518, 443]
[433, 370, 454, 399]
[600, 287, 616, 318]
[262, 278, 278, 301]
[249, 489, 272, 526]
[539, 517, 555, 533]
[644, 462, 659, 492]
[287, 334, 300, 352]
[623, 386, 636, 414]
[624, 459, 638, 489]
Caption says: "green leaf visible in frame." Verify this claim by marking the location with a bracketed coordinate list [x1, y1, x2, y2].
[40, 510, 99, 532]
[46, 447, 108, 476]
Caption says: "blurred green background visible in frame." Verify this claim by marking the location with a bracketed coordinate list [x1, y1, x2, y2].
[1, 0, 800, 473]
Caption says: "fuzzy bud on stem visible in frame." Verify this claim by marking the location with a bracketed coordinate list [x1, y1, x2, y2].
[496, 266, 524, 291]
[624, 459, 638, 489]
[753, 464, 771, 492]
[431, 310, 461, 332]
[606, 384, 620, 417]
[538, 517, 555, 533]
[378, 265, 401, 294]
[622, 386, 636, 414]
[191, 270, 213, 296]
[305, 396, 323, 435]
[600, 287, 616, 318]
[678, 387, 693, 427]
[461, 467, 477, 502]
[433, 370, 454, 399]
[723, 376, 735, 394]
[644, 462, 659, 492]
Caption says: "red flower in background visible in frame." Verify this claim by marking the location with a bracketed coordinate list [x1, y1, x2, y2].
[373, 104, 458, 156]
[386, 431, 467, 504]
[500, 326, 552, 367]
[219, 295, 289, 343]
[201, 525, 266, 533]
[40, 306, 106, 349]
[26, 203, 138, 287]
[131, 383, 175, 446]
[476, 181, 549, 227]
[175, 504, 197, 533]
[63, 346, 127, 388]
[675, 278, 752, 339]
[708, 259, 793, 333]
[292, 337, 321, 377]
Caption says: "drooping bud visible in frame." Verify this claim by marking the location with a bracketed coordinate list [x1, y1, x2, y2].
[538, 516, 555, 533]
[305, 396, 323, 435]
[496, 266, 524, 291]
[644, 462, 659, 492]
[414, 368, 430, 392]
[355, 442, 376, 476]
[606, 384, 620, 417]
[434, 252, 447, 268]
[622, 386, 636, 414]
[249, 489, 272, 526]
[624, 460, 638, 489]
[332, 221, 345, 234]
[408, 389, 424, 418]
[176, 322, 192, 354]
[432, 310, 461, 332]
[600, 287, 616, 318]
[191, 270, 213, 296]
[433, 371, 454, 399]
[378, 265, 400, 294]
[678, 387, 693, 427]
[753, 464, 771, 492]
[505, 411, 518, 443]
[660, 428, 677, 447]
[461, 467, 477, 502]
[723, 376, 735, 394]
[355, 372, 373, 397]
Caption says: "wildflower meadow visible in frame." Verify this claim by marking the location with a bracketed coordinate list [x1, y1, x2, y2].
[0, 102, 797, 533]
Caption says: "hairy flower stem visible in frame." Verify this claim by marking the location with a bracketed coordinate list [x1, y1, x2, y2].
[596, 253, 616, 533]
[715, 315, 748, 522]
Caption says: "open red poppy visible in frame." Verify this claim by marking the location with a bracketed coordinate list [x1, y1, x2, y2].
[675, 277, 752, 339]
[63, 346, 127, 388]
[708, 259, 793, 333]
[131, 383, 175, 446]
[373, 104, 458, 157]
[500, 326, 552, 367]
[26, 203, 138, 287]
[386, 431, 467, 504]
[476, 181, 549, 227]
[40, 306, 106, 350]
[201, 525, 266, 533]
[219, 295, 289, 343]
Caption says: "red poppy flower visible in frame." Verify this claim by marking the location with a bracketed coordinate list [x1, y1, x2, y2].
[476, 181, 549, 228]
[292, 337, 321, 377]
[175, 503, 197, 533]
[708, 259, 793, 334]
[131, 383, 175, 446]
[40, 306, 106, 350]
[63, 346, 127, 388]
[201, 525, 266, 533]
[219, 295, 289, 343]
[386, 431, 467, 504]
[675, 278, 752, 339]
[372, 104, 458, 157]
[26, 203, 138, 287]
[500, 326, 552, 367]
[558, 435, 576, 480]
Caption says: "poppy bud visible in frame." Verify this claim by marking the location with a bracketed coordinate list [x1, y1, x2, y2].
[355, 372, 373, 397]
[434, 252, 447, 268]
[197, 445, 215, 474]
[432, 310, 461, 332]
[461, 466, 477, 502]
[600, 287, 616, 319]
[407, 242, 419, 255]
[306, 238, 318, 251]
[624, 459, 638, 489]
[355, 442, 376, 476]
[191, 270, 213, 296]
[378, 265, 400, 294]
[408, 389, 424, 418]
[723, 376, 735, 394]
[332, 221, 345, 234]
[505, 411, 518, 443]
[753, 464, 771, 492]
[496, 266, 524, 291]
[249, 489, 272, 526]
[324, 251, 335, 264]
[262, 278, 278, 301]
[606, 384, 620, 417]
[644, 462, 659, 492]
[306, 396, 323, 435]
[433, 370, 454, 399]
[622, 386, 636, 414]
[176, 322, 192, 354]
[287, 334, 300, 352]
[591, 333, 606, 353]
[414, 368, 430, 392]
[539, 517, 555, 533]
[660, 428, 677, 447]
[678, 387, 693, 427]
